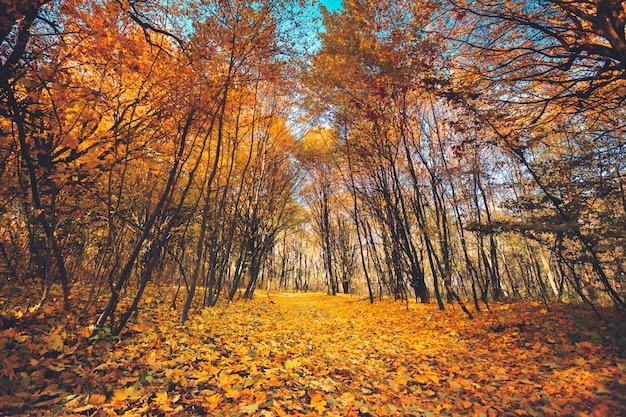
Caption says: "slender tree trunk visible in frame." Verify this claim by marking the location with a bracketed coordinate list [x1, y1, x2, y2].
[181, 91, 228, 323]
[2, 70, 71, 310]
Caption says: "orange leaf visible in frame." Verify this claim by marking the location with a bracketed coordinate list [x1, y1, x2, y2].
[88, 393, 106, 405]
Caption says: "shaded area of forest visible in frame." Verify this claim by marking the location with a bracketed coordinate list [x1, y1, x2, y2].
[1, 292, 625, 416]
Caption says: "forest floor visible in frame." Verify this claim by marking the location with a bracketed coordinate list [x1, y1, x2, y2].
[1, 290, 625, 417]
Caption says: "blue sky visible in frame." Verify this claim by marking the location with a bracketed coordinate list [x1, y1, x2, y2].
[319, 0, 342, 11]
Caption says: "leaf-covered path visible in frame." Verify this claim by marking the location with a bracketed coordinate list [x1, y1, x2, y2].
[2, 293, 625, 416]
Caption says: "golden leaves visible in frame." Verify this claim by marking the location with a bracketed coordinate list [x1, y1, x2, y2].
[283, 357, 302, 371]
[413, 372, 440, 385]
[1, 293, 625, 416]
[112, 385, 142, 403]
[309, 391, 328, 412]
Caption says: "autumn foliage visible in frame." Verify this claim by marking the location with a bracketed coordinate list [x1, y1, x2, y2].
[2, 0, 626, 415]
[1, 291, 625, 416]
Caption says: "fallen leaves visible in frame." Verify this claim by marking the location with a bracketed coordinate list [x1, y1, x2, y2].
[112, 385, 143, 403]
[42, 326, 65, 353]
[0, 291, 625, 416]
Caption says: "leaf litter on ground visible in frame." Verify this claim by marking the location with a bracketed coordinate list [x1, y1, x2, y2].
[1, 290, 625, 416]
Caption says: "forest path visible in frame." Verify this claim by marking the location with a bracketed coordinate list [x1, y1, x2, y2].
[176, 293, 625, 416]
[1, 292, 625, 416]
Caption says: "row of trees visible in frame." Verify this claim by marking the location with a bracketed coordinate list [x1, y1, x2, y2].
[0, 0, 311, 332]
[298, 0, 625, 315]
[1, 0, 624, 333]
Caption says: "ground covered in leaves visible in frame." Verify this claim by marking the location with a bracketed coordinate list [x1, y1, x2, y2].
[1, 291, 626, 416]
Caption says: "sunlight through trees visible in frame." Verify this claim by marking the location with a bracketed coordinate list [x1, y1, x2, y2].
[1, 0, 624, 337]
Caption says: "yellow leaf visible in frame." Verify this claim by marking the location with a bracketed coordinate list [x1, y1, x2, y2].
[340, 392, 355, 404]
[42, 326, 65, 352]
[127, 386, 142, 401]
[112, 385, 142, 402]
[285, 358, 301, 371]
[206, 393, 222, 410]
[313, 399, 327, 412]
[427, 373, 439, 384]
[112, 389, 127, 402]
[224, 387, 240, 400]
[154, 391, 169, 405]
[395, 374, 409, 385]
[415, 375, 429, 384]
